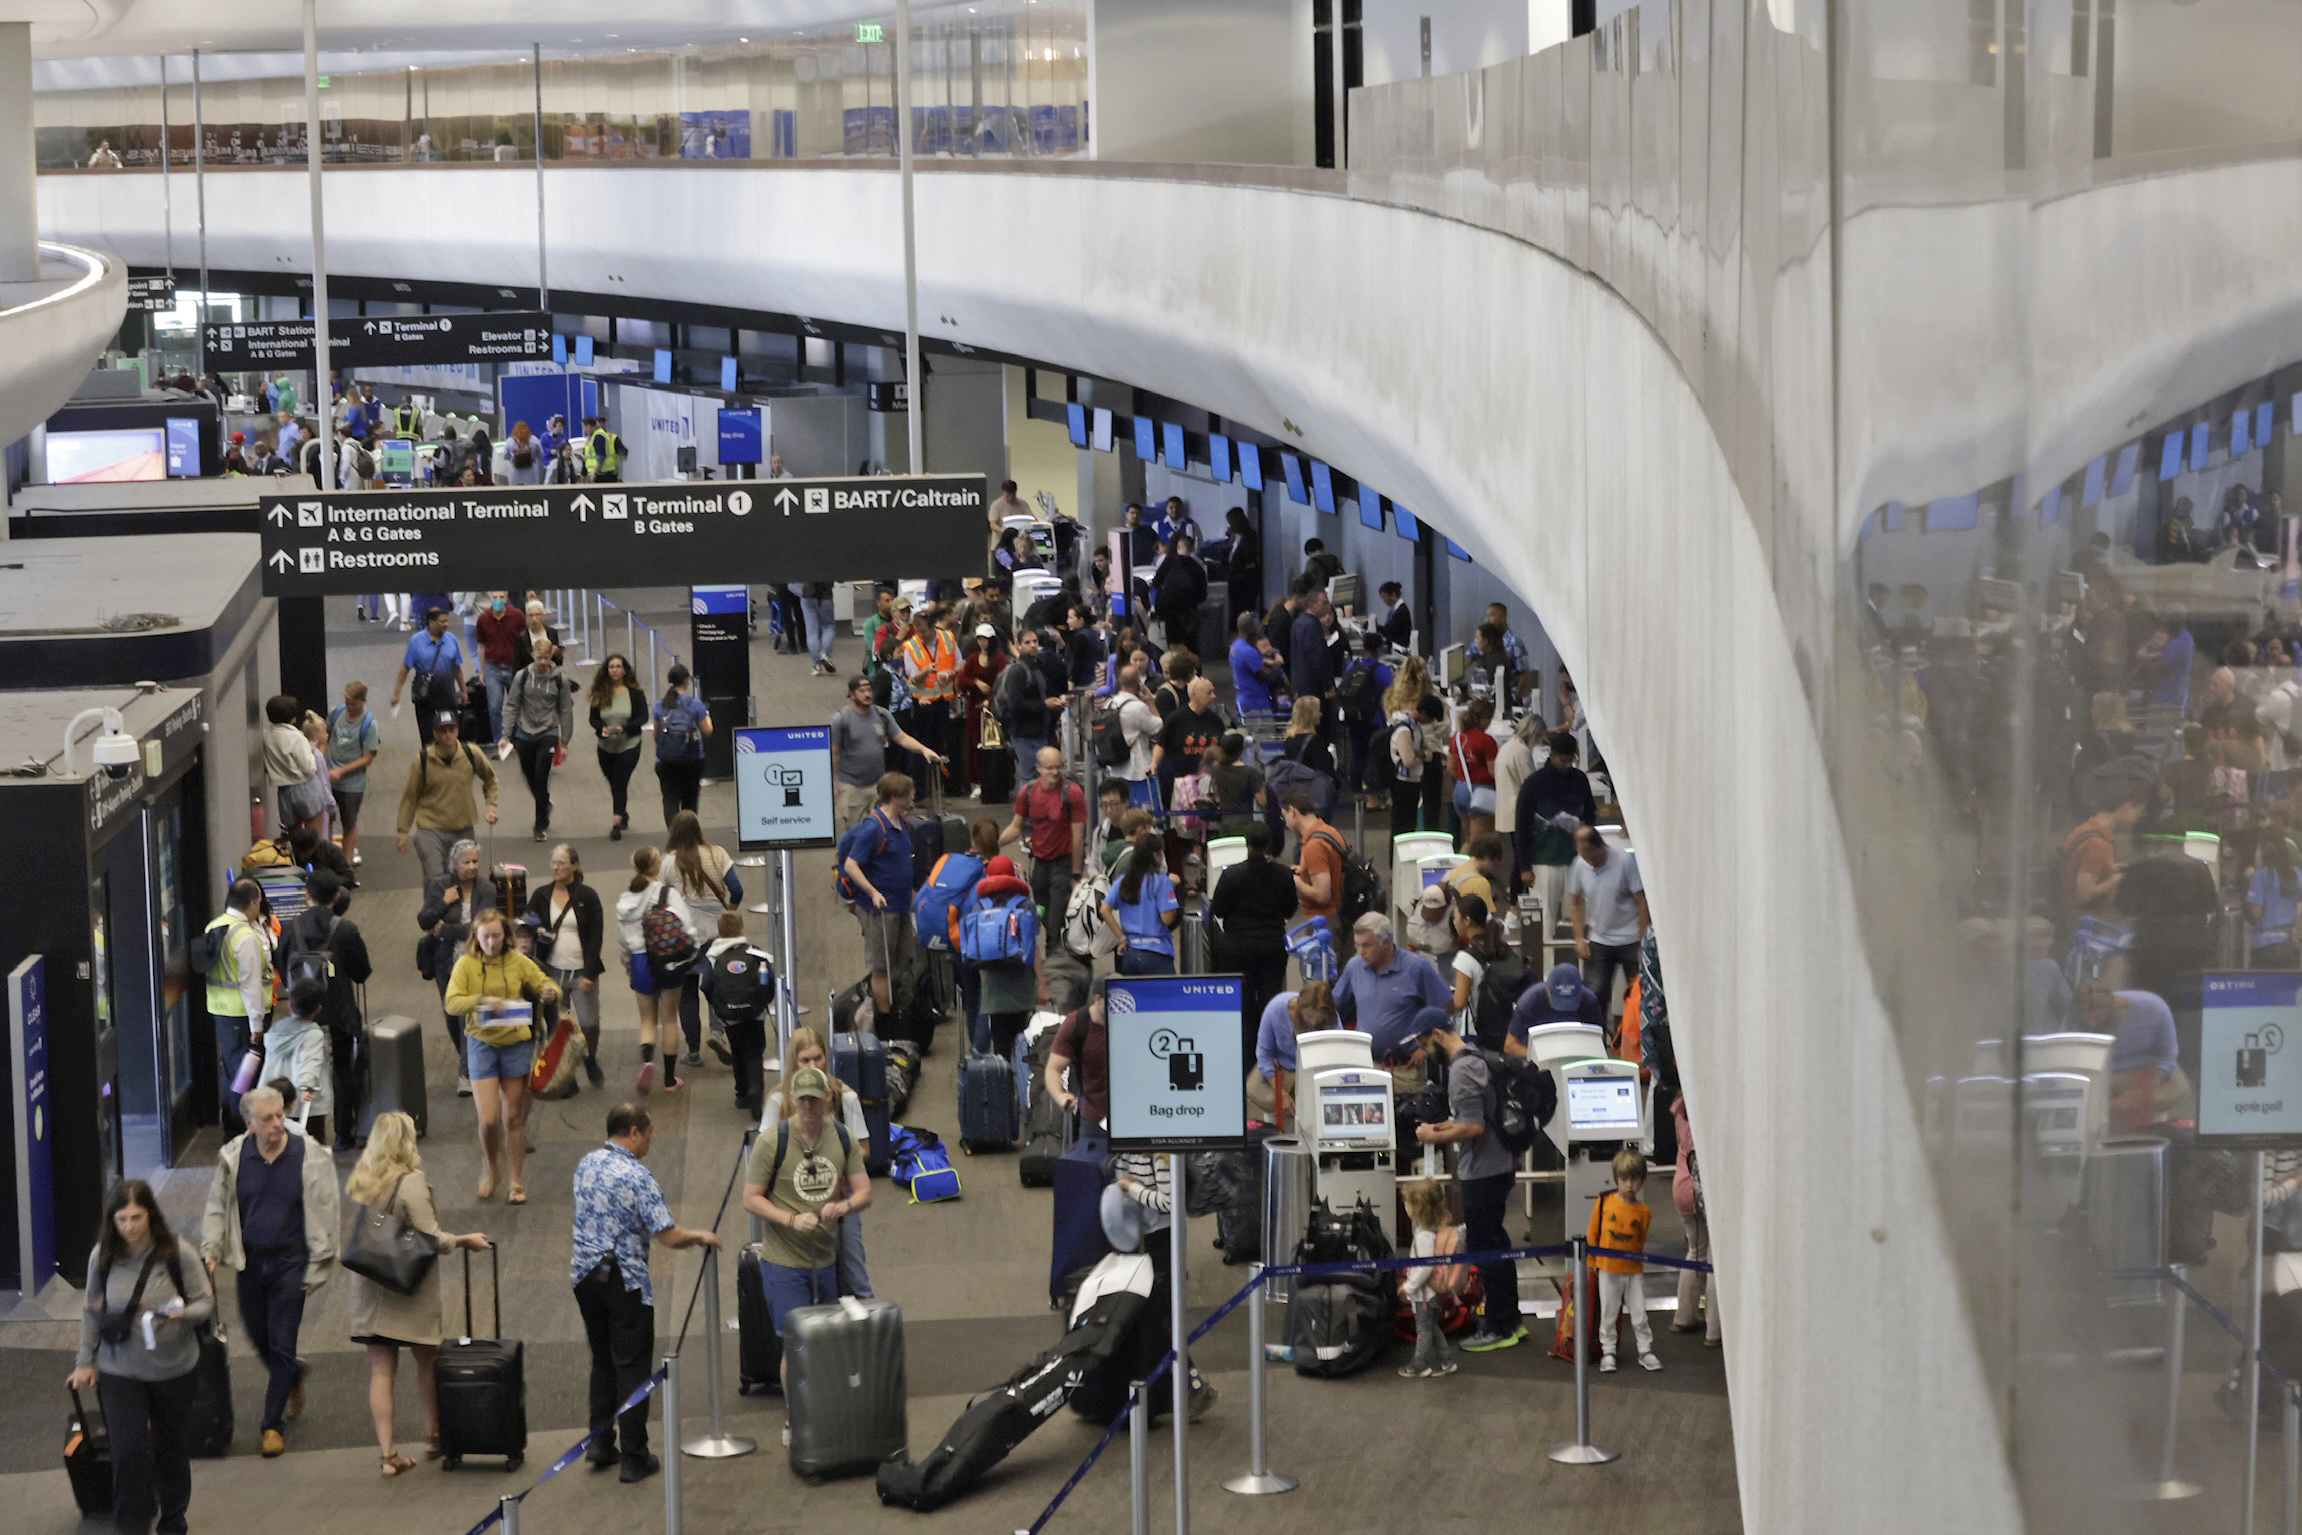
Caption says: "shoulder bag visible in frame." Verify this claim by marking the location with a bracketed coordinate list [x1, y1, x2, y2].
[340, 1174, 438, 1296]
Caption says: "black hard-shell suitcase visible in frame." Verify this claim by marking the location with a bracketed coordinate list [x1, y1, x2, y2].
[955, 1050, 1020, 1152]
[1048, 1126, 1111, 1306]
[976, 747, 1016, 806]
[785, 1295, 907, 1480]
[185, 1323, 235, 1458]
[737, 1243, 783, 1395]
[435, 1247, 527, 1470]
[829, 1008, 893, 1178]
[362, 1014, 428, 1138]
[64, 1389, 111, 1514]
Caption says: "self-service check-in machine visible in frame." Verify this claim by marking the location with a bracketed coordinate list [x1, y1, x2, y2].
[1523, 1023, 1608, 1155]
[1559, 1058, 1643, 1239]
[2021, 1031, 2115, 1215]
[1295, 1029, 1396, 1219]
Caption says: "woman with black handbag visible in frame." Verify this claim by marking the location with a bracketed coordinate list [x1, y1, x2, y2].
[68, 1180, 215, 1535]
[342, 1112, 492, 1476]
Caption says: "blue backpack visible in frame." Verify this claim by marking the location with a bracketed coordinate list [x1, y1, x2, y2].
[654, 696, 706, 764]
[958, 892, 1039, 966]
[833, 811, 894, 905]
[912, 853, 986, 952]
[885, 1125, 961, 1203]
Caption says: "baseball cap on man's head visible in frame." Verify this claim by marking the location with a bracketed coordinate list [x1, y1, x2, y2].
[789, 1066, 831, 1100]
[1547, 963, 1586, 1009]
[432, 709, 460, 732]
[1376, 1005, 1452, 1065]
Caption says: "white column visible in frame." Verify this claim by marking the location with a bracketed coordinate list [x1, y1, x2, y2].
[303, 0, 333, 490]
[896, 0, 924, 476]
[0, 22, 38, 283]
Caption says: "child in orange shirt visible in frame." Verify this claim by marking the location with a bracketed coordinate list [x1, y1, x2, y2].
[1587, 1147, 1660, 1372]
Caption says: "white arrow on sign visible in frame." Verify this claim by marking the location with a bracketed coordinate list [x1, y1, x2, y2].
[363, 320, 377, 335]
[774, 487, 798, 514]
[571, 494, 593, 522]
[266, 505, 292, 525]
[267, 550, 294, 571]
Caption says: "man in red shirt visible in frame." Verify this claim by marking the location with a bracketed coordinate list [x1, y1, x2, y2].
[473, 590, 523, 743]
[1001, 747, 1087, 1004]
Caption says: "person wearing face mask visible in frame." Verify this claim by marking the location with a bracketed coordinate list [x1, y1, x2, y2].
[500, 642, 576, 842]
[473, 590, 522, 744]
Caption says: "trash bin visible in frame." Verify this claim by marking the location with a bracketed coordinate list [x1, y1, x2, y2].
[1263, 1135, 1316, 1308]
[2086, 1133, 2168, 1306]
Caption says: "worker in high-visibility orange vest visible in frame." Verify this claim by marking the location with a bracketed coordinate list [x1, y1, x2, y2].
[900, 608, 962, 798]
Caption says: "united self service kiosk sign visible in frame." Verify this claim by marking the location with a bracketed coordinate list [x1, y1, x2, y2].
[733, 726, 835, 849]
[1106, 974, 1246, 1152]
[2200, 971, 2302, 1147]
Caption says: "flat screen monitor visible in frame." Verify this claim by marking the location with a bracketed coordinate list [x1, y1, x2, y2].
[653, 348, 673, 385]
[1162, 421, 1186, 469]
[1238, 442, 1264, 492]
[1310, 461, 1336, 515]
[574, 334, 596, 366]
[1280, 452, 1308, 504]
[46, 427, 166, 484]
[719, 355, 738, 392]
[551, 334, 568, 365]
[164, 417, 201, 478]
[1566, 1075, 1642, 1133]
[1330, 572, 1361, 612]
[1316, 1083, 1392, 1145]
[1358, 484, 1384, 529]
[1209, 433, 1233, 483]
[1132, 416, 1156, 462]
[1091, 407, 1114, 453]
[1066, 402, 1088, 448]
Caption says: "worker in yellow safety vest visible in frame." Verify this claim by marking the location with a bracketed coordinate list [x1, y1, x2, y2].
[200, 878, 273, 1123]
[581, 416, 622, 482]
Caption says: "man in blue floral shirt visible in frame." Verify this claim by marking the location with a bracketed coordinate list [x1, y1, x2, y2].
[569, 1102, 721, 1482]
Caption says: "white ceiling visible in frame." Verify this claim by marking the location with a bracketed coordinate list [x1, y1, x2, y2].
[15, 0, 896, 63]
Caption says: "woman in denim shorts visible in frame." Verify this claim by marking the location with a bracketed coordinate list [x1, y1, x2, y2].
[444, 909, 560, 1206]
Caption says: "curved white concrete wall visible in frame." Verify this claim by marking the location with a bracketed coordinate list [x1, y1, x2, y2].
[40, 162, 2019, 1532]
[0, 240, 125, 453]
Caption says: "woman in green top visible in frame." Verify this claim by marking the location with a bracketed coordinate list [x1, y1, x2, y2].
[588, 654, 646, 842]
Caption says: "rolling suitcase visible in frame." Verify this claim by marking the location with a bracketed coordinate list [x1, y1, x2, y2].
[1048, 1125, 1111, 1306]
[491, 862, 529, 915]
[64, 1389, 111, 1515]
[830, 1015, 893, 1178]
[785, 1294, 907, 1481]
[185, 1319, 234, 1458]
[737, 1243, 783, 1396]
[362, 1014, 427, 1138]
[435, 1247, 527, 1470]
[955, 1050, 1020, 1153]
[976, 745, 1016, 805]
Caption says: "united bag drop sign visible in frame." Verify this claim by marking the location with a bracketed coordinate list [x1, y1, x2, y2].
[1105, 975, 1246, 1152]
[2200, 971, 2302, 1147]
[256, 475, 986, 593]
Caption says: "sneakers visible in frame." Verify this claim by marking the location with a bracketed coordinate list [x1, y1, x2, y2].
[261, 1428, 286, 1457]
[1459, 1325, 1526, 1354]
[780, 1422, 792, 1448]
[683, 1050, 703, 1067]
[352, 849, 363, 866]
[618, 1453, 661, 1484]
[1638, 1353, 1662, 1372]
[455, 1076, 473, 1098]
[1396, 1364, 1428, 1379]
[1430, 1360, 1460, 1377]
[707, 1036, 733, 1065]
[584, 1056, 606, 1087]
[1187, 1374, 1217, 1422]
[1600, 1354, 1619, 1374]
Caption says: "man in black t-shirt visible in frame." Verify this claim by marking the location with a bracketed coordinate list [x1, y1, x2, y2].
[1153, 676, 1224, 794]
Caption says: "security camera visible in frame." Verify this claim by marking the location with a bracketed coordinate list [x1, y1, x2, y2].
[92, 731, 139, 780]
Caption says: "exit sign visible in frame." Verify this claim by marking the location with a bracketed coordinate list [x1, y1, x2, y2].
[315, 75, 330, 88]
[856, 21, 884, 42]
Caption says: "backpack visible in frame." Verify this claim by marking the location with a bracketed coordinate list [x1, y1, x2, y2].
[1091, 700, 1132, 770]
[1471, 1045, 1554, 1157]
[641, 887, 698, 968]
[1062, 869, 1110, 961]
[655, 697, 705, 764]
[275, 906, 336, 994]
[353, 443, 376, 480]
[912, 853, 986, 952]
[1170, 772, 1211, 841]
[189, 913, 246, 976]
[1262, 757, 1338, 835]
[959, 893, 1039, 966]
[886, 1126, 962, 1204]
[706, 944, 774, 1023]
[1339, 659, 1384, 726]
[834, 811, 894, 905]
[1429, 1223, 1472, 1299]
[512, 443, 535, 469]
[1471, 951, 1534, 1052]
[1309, 830, 1385, 928]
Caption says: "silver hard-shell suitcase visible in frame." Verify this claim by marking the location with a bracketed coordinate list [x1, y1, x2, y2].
[784, 1294, 906, 1479]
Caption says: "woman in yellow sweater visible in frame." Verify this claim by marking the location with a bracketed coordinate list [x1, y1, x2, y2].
[443, 909, 559, 1204]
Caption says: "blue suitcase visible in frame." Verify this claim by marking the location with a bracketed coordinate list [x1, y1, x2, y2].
[830, 1024, 893, 1179]
[1048, 1126, 1111, 1307]
[955, 1050, 1020, 1153]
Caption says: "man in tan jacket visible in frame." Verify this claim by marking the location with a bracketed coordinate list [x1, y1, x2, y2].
[396, 709, 499, 885]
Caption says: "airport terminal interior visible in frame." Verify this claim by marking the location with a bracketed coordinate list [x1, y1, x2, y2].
[1, 3, 2299, 1533]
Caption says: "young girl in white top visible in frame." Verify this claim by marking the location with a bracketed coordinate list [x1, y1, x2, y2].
[1399, 1178, 1462, 1379]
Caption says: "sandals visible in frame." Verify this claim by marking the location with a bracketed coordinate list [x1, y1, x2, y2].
[424, 1429, 443, 1460]
[380, 1453, 418, 1477]
[507, 1183, 528, 1206]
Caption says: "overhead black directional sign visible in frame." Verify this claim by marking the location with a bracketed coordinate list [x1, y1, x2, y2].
[127, 274, 177, 312]
[254, 476, 987, 595]
[201, 311, 555, 370]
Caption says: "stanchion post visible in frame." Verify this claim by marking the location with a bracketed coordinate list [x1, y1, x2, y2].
[1171, 1156, 1191, 1535]
[2284, 1384, 2299, 1535]
[500, 1494, 521, 1535]
[1224, 1265, 1296, 1496]
[682, 1245, 758, 1458]
[776, 848, 799, 1067]
[2253, 1151, 2270, 1535]
[1129, 1381, 1151, 1535]
[661, 1354, 684, 1535]
[2134, 1263, 2201, 1501]
[1546, 1238, 1618, 1466]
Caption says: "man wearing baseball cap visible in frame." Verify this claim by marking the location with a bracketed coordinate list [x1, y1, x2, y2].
[1506, 962, 1606, 1055]
[741, 1066, 873, 1401]
[394, 707, 499, 887]
[1389, 1005, 1526, 1353]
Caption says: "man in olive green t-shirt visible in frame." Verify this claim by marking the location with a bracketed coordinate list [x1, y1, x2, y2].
[740, 1067, 872, 1393]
